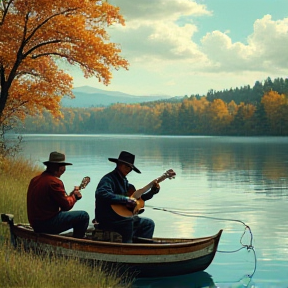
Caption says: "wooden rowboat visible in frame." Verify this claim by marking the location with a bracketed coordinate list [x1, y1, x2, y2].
[1, 213, 222, 278]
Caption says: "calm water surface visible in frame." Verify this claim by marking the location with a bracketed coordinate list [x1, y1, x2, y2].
[18, 134, 288, 288]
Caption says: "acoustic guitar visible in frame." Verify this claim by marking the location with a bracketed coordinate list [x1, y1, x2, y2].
[111, 169, 176, 217]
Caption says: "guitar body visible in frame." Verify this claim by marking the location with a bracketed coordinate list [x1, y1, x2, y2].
[111, 197, 144, 218]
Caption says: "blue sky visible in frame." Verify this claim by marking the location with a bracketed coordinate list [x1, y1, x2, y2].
[71, 0, 288, 97]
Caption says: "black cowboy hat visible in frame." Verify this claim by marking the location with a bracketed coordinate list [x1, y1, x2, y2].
[43, 151, 72, 166]
[108, 151, 141, 173]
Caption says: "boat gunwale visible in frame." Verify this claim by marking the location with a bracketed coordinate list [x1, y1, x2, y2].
[13, 224, 223, 249]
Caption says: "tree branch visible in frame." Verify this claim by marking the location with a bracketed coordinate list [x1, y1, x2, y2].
[24, 39, 67, 58]
[0, 0, 13, 25]
[24, 7, 79, 45]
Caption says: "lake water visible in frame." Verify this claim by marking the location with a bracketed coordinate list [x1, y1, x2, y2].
[17, 134, 288, 287]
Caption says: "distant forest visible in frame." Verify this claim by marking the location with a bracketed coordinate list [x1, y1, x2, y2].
[18, 77, 288, 136]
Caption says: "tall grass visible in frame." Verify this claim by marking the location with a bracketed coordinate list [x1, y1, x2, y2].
[0, 156, 131, 288]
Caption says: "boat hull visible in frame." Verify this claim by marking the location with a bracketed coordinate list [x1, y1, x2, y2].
[7, 222, 222, 278]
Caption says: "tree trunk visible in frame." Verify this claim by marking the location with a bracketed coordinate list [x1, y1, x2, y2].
[0, 67, 9, 121]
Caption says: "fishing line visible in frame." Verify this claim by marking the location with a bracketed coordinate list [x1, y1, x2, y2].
[147, 205, 257, 278]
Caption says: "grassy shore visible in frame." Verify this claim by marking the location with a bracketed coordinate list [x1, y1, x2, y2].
[0, 156, 131, 288]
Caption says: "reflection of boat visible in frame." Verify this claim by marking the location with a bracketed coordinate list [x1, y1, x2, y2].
[1, 213, 222, 278]
[132, 271, 216, 288]
[132, 272, 254, 288]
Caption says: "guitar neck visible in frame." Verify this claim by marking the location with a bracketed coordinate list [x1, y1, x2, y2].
[79, 176, 90, 190]
[132, 174, 168, 199]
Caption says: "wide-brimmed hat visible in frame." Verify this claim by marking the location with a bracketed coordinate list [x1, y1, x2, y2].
[109, 151, 141, 173]
[43, 151, 72, 166]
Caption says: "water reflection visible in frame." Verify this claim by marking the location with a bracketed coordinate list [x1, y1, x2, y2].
[132, 271, 216, 288]
[19, 135, 288, 196]
[132, 271, 255, 288]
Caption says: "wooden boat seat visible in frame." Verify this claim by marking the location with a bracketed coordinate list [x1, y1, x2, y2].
[89, 220, 122, 243]
[88, 222, 163, 244]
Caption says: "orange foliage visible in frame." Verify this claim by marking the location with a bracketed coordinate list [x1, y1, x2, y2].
[261, 90, 288, 132]
[227, 100, 238, 116]
[261, 91, 287, 117]
[237, 102, 256, 120]
[208, 99, 232, 124]
[191, 97, 209, 113]
[0, 0, 128, 124]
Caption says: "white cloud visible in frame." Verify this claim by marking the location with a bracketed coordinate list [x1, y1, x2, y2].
[108, 0, 210, 63]
[200, 15, 288, 73]
[249, 15, 288, 68]
[110, 0, 211, 22]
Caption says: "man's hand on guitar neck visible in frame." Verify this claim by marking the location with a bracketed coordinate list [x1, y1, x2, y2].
[150, 182, 160, 195]
[70, 186, 82, 201]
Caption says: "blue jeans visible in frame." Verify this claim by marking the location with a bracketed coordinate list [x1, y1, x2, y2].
[33, 210, 89, 238]
[99, 216, 155, 243]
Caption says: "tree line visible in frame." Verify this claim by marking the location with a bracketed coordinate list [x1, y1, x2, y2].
[17, 78, 288, 136]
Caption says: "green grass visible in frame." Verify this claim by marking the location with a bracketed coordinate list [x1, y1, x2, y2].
[0, 156, 131, 288]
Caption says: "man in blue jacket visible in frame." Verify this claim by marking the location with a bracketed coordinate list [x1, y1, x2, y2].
[95, 151, 160, 243]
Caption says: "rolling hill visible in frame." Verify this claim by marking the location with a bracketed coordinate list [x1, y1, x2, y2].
[61, 86, 174, 108]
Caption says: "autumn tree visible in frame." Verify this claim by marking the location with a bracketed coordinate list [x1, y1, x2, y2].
[227, 100, 238, 116]
[206, 99, 232, 134]
[261, 90, 288, 134]
[0, 0, 128, 128]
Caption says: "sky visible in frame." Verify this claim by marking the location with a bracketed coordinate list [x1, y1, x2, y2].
[71, 0, 288, 97]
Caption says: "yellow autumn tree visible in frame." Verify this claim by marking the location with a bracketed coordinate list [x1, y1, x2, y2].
[227, 100, 238, 116]
[207, 98, 232, 132]
[0, 0, 128, 125]
[237, 102, 256, 120]
[261, 90, 288, 132]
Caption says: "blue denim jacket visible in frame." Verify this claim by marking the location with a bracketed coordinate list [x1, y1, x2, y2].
[95, 169, 130, 222]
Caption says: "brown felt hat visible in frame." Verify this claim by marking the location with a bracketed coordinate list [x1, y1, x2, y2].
[43, 151, 72, 166]
[109, 151, 141, 174]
